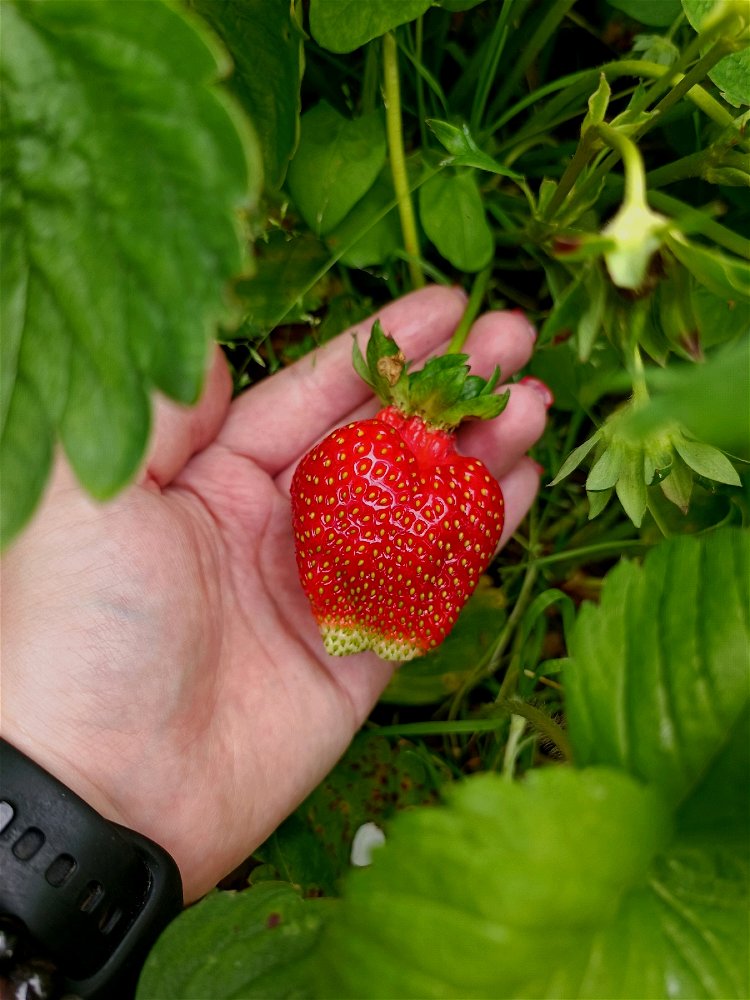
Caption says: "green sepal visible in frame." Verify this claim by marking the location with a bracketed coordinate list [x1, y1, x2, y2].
[351, 319, 409, 404]
[353, 321, 508, 431]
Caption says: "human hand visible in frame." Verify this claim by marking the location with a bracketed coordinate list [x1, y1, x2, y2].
[0, 287, 547, 903]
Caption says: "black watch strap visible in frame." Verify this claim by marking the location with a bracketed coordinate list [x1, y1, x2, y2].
[0, 738, 183, 998]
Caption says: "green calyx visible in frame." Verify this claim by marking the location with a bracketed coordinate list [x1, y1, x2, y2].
[551, 400, 741, 527]
[352, 320, 509, 431]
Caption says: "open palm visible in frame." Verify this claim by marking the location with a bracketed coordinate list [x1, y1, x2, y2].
[1, 288, 546, 902]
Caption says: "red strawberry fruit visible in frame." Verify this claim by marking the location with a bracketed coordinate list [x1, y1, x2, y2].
[291, 322, 509, 661]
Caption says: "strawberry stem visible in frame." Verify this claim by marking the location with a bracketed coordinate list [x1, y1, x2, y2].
[446, 265, 492, 354]
[383, 31, 424, 290]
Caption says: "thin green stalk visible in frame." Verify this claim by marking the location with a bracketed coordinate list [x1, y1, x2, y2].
[648, 191, 750, 257]
[646, 148, 716, 188]
[512, 539, 647, 570]
[469, 4, 513, 135]
[494, 60, 745, 152]
[648, 37, 737, 122]
[383, 31, 424, 289]
[569, 45, 746, 218]
[499, 697, 573, 761]
[490, 0, 577, 117]
[541, 128, 598, 221]
[629, 343, 649, 406]
[415, 17, 428, 149]
[446, 266, 492, 354]
[449, 556, 540, 721]
[501, 714, 528, 779]
[596, 124, 646, 205]
[631, 9, 735, 122]
[373, 718, 508, 738]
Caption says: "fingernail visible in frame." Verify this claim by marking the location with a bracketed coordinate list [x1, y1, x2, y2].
[520, 375, 554, 409]
[509, 308, 537, 341]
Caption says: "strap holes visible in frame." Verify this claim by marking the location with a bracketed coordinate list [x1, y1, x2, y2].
[77, 880, 104, 914]
[12, 827, 45, 860]
[98, 903, 123, 936]
[45, 853, 77, 887]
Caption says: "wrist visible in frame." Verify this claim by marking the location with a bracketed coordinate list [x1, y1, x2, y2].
[0, 724, 128, 828]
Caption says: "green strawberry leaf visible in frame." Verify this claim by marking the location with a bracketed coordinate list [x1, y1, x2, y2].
[306, 528, 749, 1000]
[234, 230, 331, 338]
[308, 0, 432, 53]
[682, 0, 750, 106]
[437, 0, 487, 10]
[607, 0, 682, 26]
[325, 168, 401, 268]
[577, 267, 608, 360]
[252, 736, 441, 896]
[425, 120, 523, 180]
[539, 271, 589, 345]
[666, 234, 750, 302]
[1, 0, 257, 547]
[136, 882, 330, 1000]
[286, 102, 386, 236]
[418, 170, 494, 273]
[624, 337, 750, 454]
[185, 0, 303, 190]
[310, 767, 673, 998]
[0, 376, 53, 547]
[566, 528, 750, 806]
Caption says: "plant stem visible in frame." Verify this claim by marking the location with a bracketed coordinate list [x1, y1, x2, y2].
[383, 31, 424, 289]
[499, 697, 573, 761]
[596, 124, 646, 205]
[373, 717, 509, 738]
[470, 4, 512, 135]
[568, 41, 745, 217]
[446, 265, 492, 354]
[493, 59, 746, 154]
[541, 128, 598, 221]
[501, 714, 528, 779]
[448, 559, 538, 721]
[510, 538, 646, 570]
[645, 148, 715, 188]
[648, 37, 736, 122]
[648, 191, 750, 257]
[630, 344, 649, 406]
[490, 0, 576, 116]
[414, 17, 428, 150]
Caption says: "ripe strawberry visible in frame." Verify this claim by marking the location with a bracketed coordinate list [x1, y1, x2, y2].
[291, 321, 509, 661]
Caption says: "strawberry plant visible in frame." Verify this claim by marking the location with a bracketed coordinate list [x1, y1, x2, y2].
[2, 0, 748, 998]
